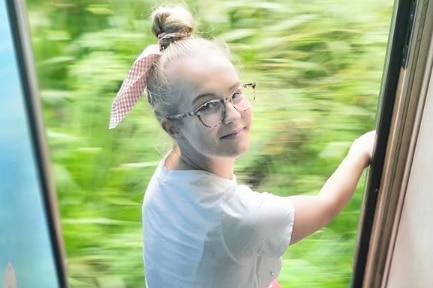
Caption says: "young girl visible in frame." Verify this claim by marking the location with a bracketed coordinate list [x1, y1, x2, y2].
[109, 5, 375, 288]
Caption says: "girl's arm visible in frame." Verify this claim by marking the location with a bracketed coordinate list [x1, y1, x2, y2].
[288, 131, 375, 245]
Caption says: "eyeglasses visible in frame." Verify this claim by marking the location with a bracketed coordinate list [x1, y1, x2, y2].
[165, 82, 256, 128]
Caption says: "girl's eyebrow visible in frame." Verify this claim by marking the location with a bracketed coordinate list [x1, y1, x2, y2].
[192, 82, 241, 105]
[192, 93, 217, 107]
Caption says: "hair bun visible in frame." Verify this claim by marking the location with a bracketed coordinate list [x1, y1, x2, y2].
[151, 6, 195, 40]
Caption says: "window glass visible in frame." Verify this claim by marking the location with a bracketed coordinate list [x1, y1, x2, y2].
[0, 1, 60, 287]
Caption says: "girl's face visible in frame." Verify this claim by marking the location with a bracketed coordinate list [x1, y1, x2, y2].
[165, 51, 252, 160]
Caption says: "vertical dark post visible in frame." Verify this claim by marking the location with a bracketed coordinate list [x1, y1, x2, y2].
[351, 0, 417, 287]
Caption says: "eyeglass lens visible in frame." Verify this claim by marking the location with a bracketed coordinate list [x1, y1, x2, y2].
[199, 84, 255, 127]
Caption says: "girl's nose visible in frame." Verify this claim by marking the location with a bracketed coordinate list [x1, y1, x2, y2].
[222, 101, 242, 124]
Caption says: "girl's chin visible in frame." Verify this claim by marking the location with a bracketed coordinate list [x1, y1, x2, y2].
[231, 141, 251, 157]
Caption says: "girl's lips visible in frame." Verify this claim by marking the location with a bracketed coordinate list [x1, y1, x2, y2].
[220, 127, 246, 139]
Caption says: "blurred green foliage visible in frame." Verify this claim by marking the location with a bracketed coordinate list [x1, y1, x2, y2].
[25, 0, 393, 287]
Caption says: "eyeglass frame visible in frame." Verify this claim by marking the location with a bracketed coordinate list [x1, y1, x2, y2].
[165, 82, 256, 128]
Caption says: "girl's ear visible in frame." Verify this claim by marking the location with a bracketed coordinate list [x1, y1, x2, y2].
[161, 119, 182, 140]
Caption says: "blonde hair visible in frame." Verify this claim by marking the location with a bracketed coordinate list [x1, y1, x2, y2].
[146, 5, 231, 121]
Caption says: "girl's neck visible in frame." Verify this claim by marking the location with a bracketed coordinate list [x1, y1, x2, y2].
[166, 148, 235, 179]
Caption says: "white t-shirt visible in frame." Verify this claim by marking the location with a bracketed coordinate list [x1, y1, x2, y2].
[143, 159, 295, 288]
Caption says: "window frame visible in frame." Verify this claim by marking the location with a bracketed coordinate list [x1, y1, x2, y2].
[352, 0, 433, 286]
[5, 0, 68, 286]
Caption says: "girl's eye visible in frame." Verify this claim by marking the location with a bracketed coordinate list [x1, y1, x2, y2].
[197, 100, 222, 114]
[231, 89, 244, 103]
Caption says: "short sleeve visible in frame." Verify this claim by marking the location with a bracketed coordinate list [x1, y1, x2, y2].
[220, 186, 295, 261]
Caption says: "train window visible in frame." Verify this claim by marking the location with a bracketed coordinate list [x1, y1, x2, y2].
[8, 0, 424, 287]
[352, 0, 433, 287]
[0, 0, 66, 287]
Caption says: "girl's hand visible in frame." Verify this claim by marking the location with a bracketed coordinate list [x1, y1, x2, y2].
[348, 130, 376, 167]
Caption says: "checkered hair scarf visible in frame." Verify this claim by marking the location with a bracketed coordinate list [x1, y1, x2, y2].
[108, 44, 161, 129]
[109, 32, 188, 129]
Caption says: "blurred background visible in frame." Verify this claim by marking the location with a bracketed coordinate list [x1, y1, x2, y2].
[24, 0, 393, 287]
